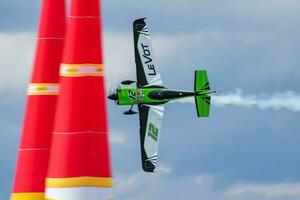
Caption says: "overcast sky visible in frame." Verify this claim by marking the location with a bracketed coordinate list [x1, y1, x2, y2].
[1, 0, 300, 199]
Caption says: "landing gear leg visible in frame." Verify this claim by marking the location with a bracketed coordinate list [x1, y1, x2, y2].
[123, 104, 138, 115]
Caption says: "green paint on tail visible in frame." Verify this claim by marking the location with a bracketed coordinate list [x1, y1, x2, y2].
[194, 70, 211, 117]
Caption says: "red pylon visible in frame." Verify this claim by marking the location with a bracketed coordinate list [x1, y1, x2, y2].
[45, 0, 113, 199]
[11, 0, 65, 200]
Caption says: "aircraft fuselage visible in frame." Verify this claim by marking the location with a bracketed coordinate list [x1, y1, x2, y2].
[108, 87, 211, 106]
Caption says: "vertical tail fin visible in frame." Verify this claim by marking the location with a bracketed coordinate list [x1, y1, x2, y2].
[194, 70, 210, 92]
[194, 70, 211, 117]
[195, 95, 211, 117]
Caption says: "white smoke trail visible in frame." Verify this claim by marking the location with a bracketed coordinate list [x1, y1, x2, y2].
[177, 89, 300, 112]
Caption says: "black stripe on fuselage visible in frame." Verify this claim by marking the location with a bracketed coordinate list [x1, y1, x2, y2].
[148, 90, 196, 100]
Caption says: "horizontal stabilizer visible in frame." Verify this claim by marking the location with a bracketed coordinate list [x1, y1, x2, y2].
[195, 95, 211, 117]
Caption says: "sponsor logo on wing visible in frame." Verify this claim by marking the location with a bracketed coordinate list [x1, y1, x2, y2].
[138, 25, 149, 36]
[146, 153, 157, 165]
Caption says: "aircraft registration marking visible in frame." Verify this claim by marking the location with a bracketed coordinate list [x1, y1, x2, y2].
[148, 123, 159, 141]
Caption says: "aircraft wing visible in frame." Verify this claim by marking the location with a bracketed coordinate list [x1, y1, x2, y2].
[138, 104, 164, 172]
[133, 18, 163, 88]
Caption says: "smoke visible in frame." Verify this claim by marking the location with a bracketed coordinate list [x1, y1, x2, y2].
[177, 89, 300, 112]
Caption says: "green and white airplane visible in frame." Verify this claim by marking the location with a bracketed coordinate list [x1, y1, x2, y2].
[108, 18, 217, 172]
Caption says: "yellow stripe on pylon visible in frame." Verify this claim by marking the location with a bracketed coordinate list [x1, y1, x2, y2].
[11, 193, 45, 200]
[46, 177, 113, 188]
[60, 63, 104, 77]
[27, 83, 59, 96]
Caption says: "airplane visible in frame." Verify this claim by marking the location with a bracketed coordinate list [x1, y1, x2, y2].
[108, 18, 218, 172]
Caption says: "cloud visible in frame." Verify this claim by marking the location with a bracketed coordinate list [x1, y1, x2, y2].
[113, 163, 172, 192]
[114, 172, 140, 194]
[157, 163, 172, 174]
[0, 32, 34, 95]
[114, 171, 300, 200]
[194, 174, 214, 185]
[4, 0, 300, 35]
[102, 0, 300, 37]
[226, 182, 300, 198]
[103, 32, 134, 87]
[0, 116, 21, 200]
[109, 131, 128, 145]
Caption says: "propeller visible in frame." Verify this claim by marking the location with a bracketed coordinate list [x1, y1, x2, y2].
[107, 83, 118, 105]
[106, 83, 112, 94]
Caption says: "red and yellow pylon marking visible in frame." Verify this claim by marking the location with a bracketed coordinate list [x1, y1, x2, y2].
[27, 83, 59, 95]
[11, 193, 44, 200]
[46, 177, 113, 188]
[60, 64, 103, 77]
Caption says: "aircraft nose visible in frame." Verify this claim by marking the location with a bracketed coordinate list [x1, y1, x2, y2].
[108, 93, 118, 101]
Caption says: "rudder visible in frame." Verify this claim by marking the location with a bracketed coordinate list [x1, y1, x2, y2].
[195, 95, 211, 117]
[194, 70, 210, 92]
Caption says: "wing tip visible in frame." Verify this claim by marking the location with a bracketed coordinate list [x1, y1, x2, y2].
[134, 17, 147, 22]
[133, 18, 147, 28]
[142, 161, 156, 173]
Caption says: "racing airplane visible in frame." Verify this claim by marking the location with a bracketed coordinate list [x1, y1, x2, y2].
[108, 18, 217, 172]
